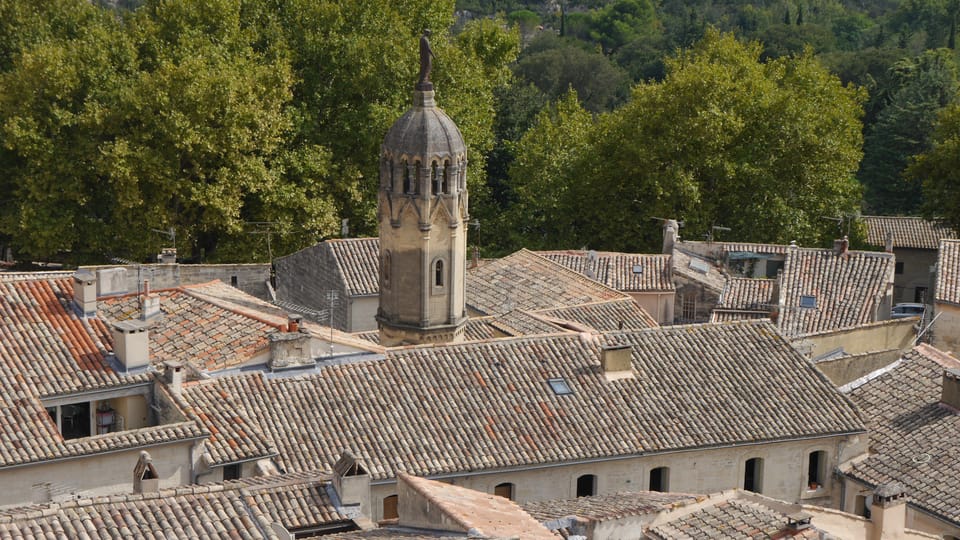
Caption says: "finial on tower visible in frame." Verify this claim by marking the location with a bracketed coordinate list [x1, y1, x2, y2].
[417, 29, 435, 91]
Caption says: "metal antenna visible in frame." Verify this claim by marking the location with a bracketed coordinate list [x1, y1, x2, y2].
[151, 228, 175, 249]
[245, 222, 281, 261]
[709, 225, 731, 242]
[469, 219, 481, 251]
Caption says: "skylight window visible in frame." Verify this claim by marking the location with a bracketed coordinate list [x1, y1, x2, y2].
[689, 259, 710, 274]
[632, 265, 643, 274]
[799, 295, 817, 308]
[547, 378, 573, 395]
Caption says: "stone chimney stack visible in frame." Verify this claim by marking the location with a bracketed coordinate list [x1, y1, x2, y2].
[870, 482, 906, 540]
[140, 280, 162, 321]
[885, 231, 894, 253]
[333, 451, 371, 517]
[941, 369, 960, 410]
[662, 220, 679, 254]
[164, 361, 184, 396]
[268, 317, 311, 370]
[601, 344, 633, 381]
[72, 270, 98, 318]
[834, 236, 850, 258]
[133, 451, 160, 494]
[112, 320, 150, 371]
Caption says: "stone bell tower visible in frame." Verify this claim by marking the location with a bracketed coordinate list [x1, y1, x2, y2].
[376, 31, 468, 346]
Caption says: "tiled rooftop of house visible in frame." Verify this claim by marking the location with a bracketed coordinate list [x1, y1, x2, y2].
[0, 276, 207, 468]
[327, 238, 381, 296]
[182, 321, 864, 482]
[671, 248, 727, 293]
[777, 246, 894, 336]
[0, 471, 351, 539]
[536, 298, 658, 331]
[522, 491, 697, 522]
[538, 250, 675, 292]
[647, 496, 822, 539]
[465, 249, 627, 315]
[936, 239, 960, 305]
[862, 215, 956, 250]
[841, 344, 960, 525]
[711, 277, 776, 323]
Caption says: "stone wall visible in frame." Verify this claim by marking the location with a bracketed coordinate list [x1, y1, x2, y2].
[80, 263, 271, 300]
[932, 303, 960, 355]
[892, 247, 937, 304]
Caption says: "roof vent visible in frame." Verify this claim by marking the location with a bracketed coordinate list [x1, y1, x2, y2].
[941, 369, 960, 410]
[601, 344, 633, 382]
[133, 451, 159, 494]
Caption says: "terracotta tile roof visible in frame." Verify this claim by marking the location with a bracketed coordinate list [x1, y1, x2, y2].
[710, 311, 772, 323]
[183, 322, 864, 481]
[538, 251, 675, 292]
[466, 249, 628, 315]
[717, 278, 777, 311]
[717, 242, 792, 255]
[484, 310, 565, 336]
[318, 531, 464, 539]
[936, 239, 960, 305]
[0, 472, 349, 539]
[0, 276, 207, 468]
[862, 215, 956, 250]
[777, 247, 894, 336]
[648, 497, 821, 539]
[536, 298, 658, 331]
[842, 344, 960, 524]
[327, 238, 381, 296]
[98, 284, 285, 372]
[0, 270, 74, 282]
[522, 491, 696, 522]
[398, 473, 556, 539]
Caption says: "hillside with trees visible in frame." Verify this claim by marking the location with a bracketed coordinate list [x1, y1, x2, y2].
[0, 0, 957, 264]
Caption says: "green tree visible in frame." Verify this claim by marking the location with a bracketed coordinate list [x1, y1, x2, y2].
[561, 31, 864, 251]
[909, 104, 960, 230]
[859, 49, 959, 214]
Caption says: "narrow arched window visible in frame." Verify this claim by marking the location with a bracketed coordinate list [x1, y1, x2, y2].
[649, 467, 669, 492]
[402, 160, 411, 194]
[431, 161, 439, 194]
[744, 457, 763, 493]
[388, 160, 395, 192]
[382, 251, 391, 287]
[576, 474, 596, 497]
[435, 260, 444, 287]
[442, 160, 450, 194]
[414, 160, 421, 194]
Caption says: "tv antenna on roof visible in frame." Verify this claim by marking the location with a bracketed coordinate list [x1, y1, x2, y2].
[707, 225, 731, 242]
[151, 227, 175, 248]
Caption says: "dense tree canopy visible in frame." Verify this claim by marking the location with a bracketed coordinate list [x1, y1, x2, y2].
[910, 104, 960, 231]
[496, 31, 865, 252]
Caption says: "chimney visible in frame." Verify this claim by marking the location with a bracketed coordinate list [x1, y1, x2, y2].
[885, 231, 894, 253]
[834, 236, 850, 257]
[157, 248, 177, 264]
[112, 320, 150, 371]
[140, 279, 162, 321]
[72, 270, 98, 318]
[287, 313, 302, 333]
[785, 512, 812, 533]
[941, 369, 960, 410]
[662, 220, 679, 254]
[870, 482, 906, 540]
[472, 246, 480, 269]
[164, 361, 184, 396]
[601, 344, 633, 381]
[333, 451, 371, 517]
[133, 451, 160, 494]
[268, 319, 312, 370]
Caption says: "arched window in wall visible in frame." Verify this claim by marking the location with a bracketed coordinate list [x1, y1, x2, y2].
[382, 251, 391, 288]
[744, 457, 763, 493]
[388, 159, 395, 192]
[382, 494, 398, 520]
[576, 474, 596, 497]
[434, 259, 445, 287]
[414, 160, 421, 194]
[431, 161, 440, 194]
[402, 160, 411, 194]
[494, 482, 514, 500]
[442, 160, 450, 194]
[649, 467, 669, 492]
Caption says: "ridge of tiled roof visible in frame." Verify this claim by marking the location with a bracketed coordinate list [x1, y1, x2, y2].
[538, 250, 675, 292]
[0, 270, 74, 282]
[0, 471, 347, 539]
[936, 239, 960, 305]
[534, 298, 658, 331]
[778, 247, 894, 336]
[842, 344, 960, 525]
[522, 491, 697, 522]
[183, 321, 865, 482]
[862, 215, 956, 250]
[466, 249, 628, 316]
[647, 495, 821, 539]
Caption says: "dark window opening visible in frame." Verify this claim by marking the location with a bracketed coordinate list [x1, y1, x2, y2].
[222, 463, 241, 481]
[389, 161, 395, 192]
[402, 161, 411, 194]
[915, 286, 928, 303]
[744, 458, 763, 493]
[382, 251, 391, 286]
[431, 162, 440, 194]
[855, 495, 871, 519]
[230, 275, 238, 287]
[807, 451, 825, 489]
[442, 160, 450, 194]
[434, 260, 444, 287]
[649, 467, 669, 492]
[60, 402, 91, 439]
[382, 495, 399, 520]
[681, 294, 697, 321]
[46, 406, 57, 424]
[576, 474, 596, 497]
[494, 482, 514, 500]
[895, 262, 904, 275]
[414, 160, 421, 194]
